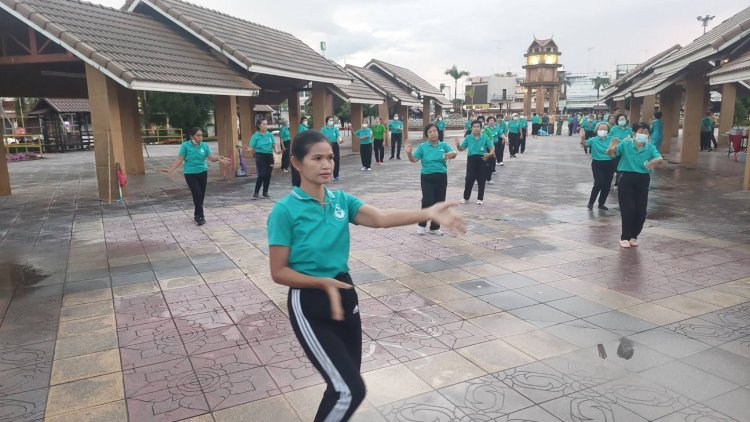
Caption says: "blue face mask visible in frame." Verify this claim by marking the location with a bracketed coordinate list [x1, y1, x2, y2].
[635, 134, 649, 144]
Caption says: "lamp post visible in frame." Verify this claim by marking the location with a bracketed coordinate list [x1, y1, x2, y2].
[696, 15, 715, 35]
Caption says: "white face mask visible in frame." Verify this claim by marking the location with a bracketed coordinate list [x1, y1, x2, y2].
[302, 120, 308, 126]
[513, 117, 518, 121]
[393, 116, 399, 121]
[597, 130, 608, 138]
[635, 133, 649, 144]
[327, 121, 334, 127]
[362, 124, 368, 128]
[618, 119, 627, 126]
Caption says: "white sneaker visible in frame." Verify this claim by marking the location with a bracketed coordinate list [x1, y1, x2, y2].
[366, 168, 372, 171]
[629, 238, 639, 247]
[459, 199, 467, 204]
[477, 200, 483, 205]
[619, 240, 631, 248]
[487, 180, 495, 184]
[417, 226, 427, 235]
[360, 167, 367, 171]
[499, 162, 504, 166]
[429, 229, 444, 236]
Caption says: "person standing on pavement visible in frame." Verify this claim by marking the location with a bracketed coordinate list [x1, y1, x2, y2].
[298, 116, 310, 134]
[455, 120, 495, 205]
[371, 116, 386, 165]
[279, 120, 292, 173]
[606, 122, 663, 248]
[321, 116, 343, 181]
[531, 112, 541, 138]
[435, 114, 447, 141]
[483, 116, 500, 184]
[581, 122, 616, 211]
[405, 123, 458, 235]
[388, 113, 404, 160]
[495, 114, 508, 166]
[609, 114, 633, 188]
[507, 113, 522, 158]
[355, 122, 373, 171]
[580, 114, 597, 154]
[650, 111, 663, 152]
[268, 130, 466, 421]
[700, 112, 713, 152]
[161, 127, 230, 225]
[247, 118, 279, 199]
[542, 113, 550, 135]
[519, 114, 528, 153]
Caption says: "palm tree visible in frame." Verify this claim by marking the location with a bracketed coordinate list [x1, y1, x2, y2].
[593, 76, 610, 99]
[445, 65, 470, 109]
[465, 85, 476, 113]
[439, 83, 448, 97]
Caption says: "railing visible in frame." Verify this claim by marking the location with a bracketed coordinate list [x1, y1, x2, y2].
[142, 128, 184, 144]
[3, 134, 44, 155]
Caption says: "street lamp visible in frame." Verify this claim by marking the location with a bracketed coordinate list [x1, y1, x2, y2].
[696, 15, 715, 35]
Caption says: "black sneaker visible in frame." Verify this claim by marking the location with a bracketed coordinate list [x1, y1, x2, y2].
[262, 193, 271, 199]
[196, 217, 206, 226]
[587, 202, 594, 210]
[598, 204, 609, 210]
[252, 193, 259, 200]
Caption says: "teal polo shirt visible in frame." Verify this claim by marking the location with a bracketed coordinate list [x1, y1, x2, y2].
[519, 118, 528, 129]
[279, 127, 291, 141]
[615, 140, 662, 173]
[585, 135, 615, 161]
[178, 140, 211, 174]
[464, 120, 472, 131]
[321, 126, 340, 142]
[507, 120, 522, 134]
[435, 120, 446, 130]
[701, 117, 713, 132]
[298, 123, 308, 133]
[497, 121, 508, 136]
[483, 125, 500, 143]
[267, 186, 364, 278]
[250, 131, 275, 153]
[650, 119, 663, 145]
[460, 134, 493, 156]
[355, 128, 373, 144]
[531, 115, 540, 124]
[609, 125, 633, 140]
[388, 121, 403, 134]
[413, 140, 454, 174]
[582, 119, 596, 131]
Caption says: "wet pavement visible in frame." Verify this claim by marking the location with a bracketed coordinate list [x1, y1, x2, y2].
[0, 131, 749, 421]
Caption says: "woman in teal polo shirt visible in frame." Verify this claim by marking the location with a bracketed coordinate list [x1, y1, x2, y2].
[650, 111, 663, 152]
[161, 127, 230, 225]
[388, 114, 404, 160]
[354, 122, 373, 171]
[606, 122, 663, 248]
[483, 116, 501, 184]
[456, 120, 495, 205]
[507, 113, 522, 158]
[246, 118, 279, 199]
[298, 116, 309, 134]
[279, 120, 292, 173]
[519, 114, 528, 153]
[581, 122, 616, 210]
[321, 116, 342, 180]
[267, 130, 465, 421]
[435, 115, 447, 141]
[405, 123, 458, 235]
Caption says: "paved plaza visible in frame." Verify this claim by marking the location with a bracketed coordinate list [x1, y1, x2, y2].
[1, 131, 749, 422]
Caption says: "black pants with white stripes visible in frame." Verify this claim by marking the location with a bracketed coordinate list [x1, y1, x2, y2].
[288, 273, 365, 421]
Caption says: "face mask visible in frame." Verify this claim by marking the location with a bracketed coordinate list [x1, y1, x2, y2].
[362, 124, 368, 128]
[513, 117, 518, 121]
[597, 130, 608, 138]
[302, 121, 308, 126]
[618, 120, 627, 126]
[635, 133, 649, 144]
[327, 121, 334, 127]
[393, 116, 399, 121]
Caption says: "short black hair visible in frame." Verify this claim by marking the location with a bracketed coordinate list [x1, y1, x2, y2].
[654, 111, 663, 119]
[632, 122, 650, 134]
[423, 123, 437, 138]
[471, 120, 483, 129]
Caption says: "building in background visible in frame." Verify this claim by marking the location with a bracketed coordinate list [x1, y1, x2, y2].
[561, 72, 615, 113]
[522, 38, 562, 115]
[463, 74, 518, 115]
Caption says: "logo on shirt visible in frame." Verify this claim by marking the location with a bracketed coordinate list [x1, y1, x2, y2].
[199, 148, 206, 155]
[334, 204, 346, 220]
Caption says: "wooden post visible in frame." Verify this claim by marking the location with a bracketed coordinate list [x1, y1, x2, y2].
[288, 92, 301, 139]
[629, 96, 643, 123]
[718, 83, 736, 148]
[641, 95, 656, 123]
[213, 95, 238, 179]
[680, 69, 706, 166]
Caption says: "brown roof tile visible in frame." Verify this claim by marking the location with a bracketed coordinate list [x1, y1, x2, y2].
[345, 65, 420, 106]
[128, 0, 352, 84]
[0, 0, 259, 95]
[366, 59, 446, 99]
[42, 98, 90, 113]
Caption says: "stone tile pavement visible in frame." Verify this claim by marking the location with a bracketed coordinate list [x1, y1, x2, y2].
[0, 131, 749, 421]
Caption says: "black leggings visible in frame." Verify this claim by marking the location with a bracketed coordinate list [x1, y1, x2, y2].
[288, 273, 365, 421]
[332, 142, 340, 178]
[464, 155, 487, 201]
[496, 140, 505, 163]
[360, 143, 372, 168]
[419, 173, 447, 230]
[618, 172, 650, 241]
[700, 132, 711, 151]
[508, 132, 520, 156]
[531, 123, 540, 135]
[438, 130, 444, 141]
[281, 140, 291, 170]
[486, 144, 497, 181]
[184, 171, 207, 218]
[589, 160, 616, 206]
[374, 139, 384, 162]
[520, 128, 527, 153]
[390, 133, 402, 159]
[254, 152, 274, 195]
[583, 131, 595, 153]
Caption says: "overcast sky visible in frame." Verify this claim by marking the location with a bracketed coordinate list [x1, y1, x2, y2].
[92, 0, 746, 99]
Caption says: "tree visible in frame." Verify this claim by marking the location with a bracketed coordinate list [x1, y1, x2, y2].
[465, 85, 476, 112]
[439, 83, 448, 96]
[593, 76, 610, 99]
[735, 97, 750, 125]
[13, 97, 38, 128]
[141, 92, 213, 134]
[451, 98, 464, 113]
[334, 102, 351, 123]
[445, 65, 470, 113]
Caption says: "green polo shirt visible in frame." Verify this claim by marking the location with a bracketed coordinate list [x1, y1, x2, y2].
[700, 117, 713, 132]
[531, 115, 540, 124]
[321, 126, 340, 142]
[508, 120, 522, 134]
[279, 127, 291, 141]
[497, 121, 508, 136]
[582, 119, 596, 131]
[250, 131, 275, 154]
[609, 125, 634, 140]
[355, 128, 373, 145]
[413, 140, 454, 174]
[464, 120, 472, 131]
[435, 119, 446, 130]
[615, 140, 662, 173]
[483, 125, 500, 143]
[650, 119, 663, 144]
[267, 186, 364, 278]
[372, 124, 386, 140]
[298, 123, 308, 133]
[585, 135, 615, 161]
[519, 118, 527, 129]
[388, 120, 403, 134]
[178, 140, 211, 174]
[460, 134, 493, 156]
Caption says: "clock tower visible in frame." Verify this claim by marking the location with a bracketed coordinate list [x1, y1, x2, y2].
[522, 38, 562, 116]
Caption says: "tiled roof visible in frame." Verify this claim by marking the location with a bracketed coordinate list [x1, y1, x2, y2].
[326, 61, 383, 104]
[127, 0, 352, 85]
[42, 98, 90, 113]
[601, 44, 681, 100]
[345, 65, 420, 107]
[366, 59, 446, 99]
[0, 0, 259, 96]
[708, 53, 750, 84]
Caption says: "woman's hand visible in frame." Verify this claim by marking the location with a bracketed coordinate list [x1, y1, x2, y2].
[404, 142, 413, 154]
[322, 278, 353, 321]
[426, 202, 467, 235]
[159, 168, 171, 174]
[482, 153, 493, 161]
[218, 156, 231, 165]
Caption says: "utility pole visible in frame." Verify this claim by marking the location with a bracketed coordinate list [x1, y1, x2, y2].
[696, 15, 715, 35]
